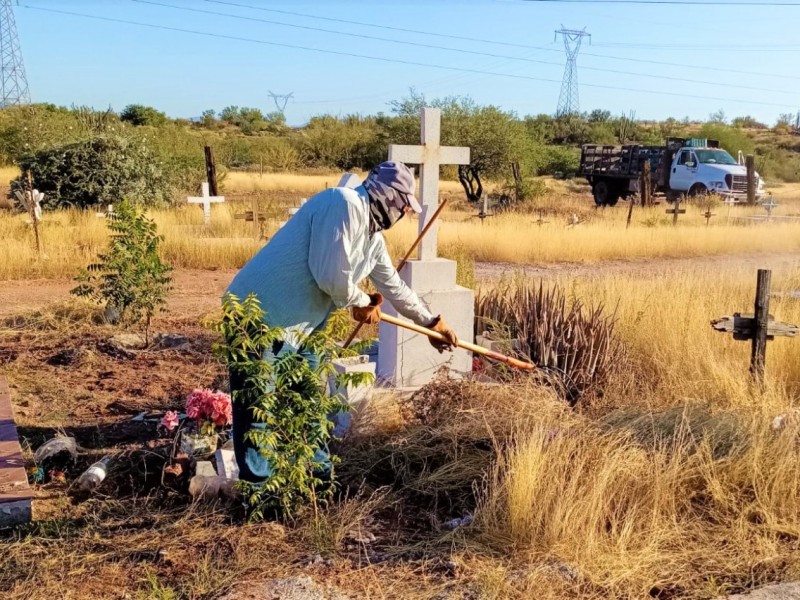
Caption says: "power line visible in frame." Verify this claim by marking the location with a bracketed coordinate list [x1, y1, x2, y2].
[130, 0, 800, 95]
[204, 0, 542, 51]
[201, 0, 800, 79]
[21, 4, 796, 109]
[520, 0, 800, 5]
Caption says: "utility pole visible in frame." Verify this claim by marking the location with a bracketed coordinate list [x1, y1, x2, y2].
[267, 91, 293, 116]
[554, 26, 590, 117]
[0, 0, 30, 107]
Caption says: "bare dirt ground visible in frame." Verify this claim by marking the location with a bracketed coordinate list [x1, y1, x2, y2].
[2, 251, 799, 320]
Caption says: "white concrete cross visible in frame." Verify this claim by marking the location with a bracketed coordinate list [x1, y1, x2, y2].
[187, 182, 224, 225]
[388, 107, 470, 260]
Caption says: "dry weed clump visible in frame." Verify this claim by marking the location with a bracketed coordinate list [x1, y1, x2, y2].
[475, 401, 800, 598]
[476, 281, 620, 405]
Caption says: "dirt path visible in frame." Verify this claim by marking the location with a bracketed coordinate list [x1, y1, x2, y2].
[1, 251, 799, 319]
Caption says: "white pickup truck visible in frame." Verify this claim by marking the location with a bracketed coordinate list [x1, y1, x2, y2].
[580, 138, 767, 206]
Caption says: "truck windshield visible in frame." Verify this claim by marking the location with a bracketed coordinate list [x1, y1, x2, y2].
[695, 149, 738, 165]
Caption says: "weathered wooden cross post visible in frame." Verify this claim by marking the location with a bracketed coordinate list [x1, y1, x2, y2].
[703, 209, 716, 226]
[187, 182, 225, 225]
[14, 171, 44, 256]
[204, 146, 219, 197]
[639, 159, 651, 207]
[746, 154, 756, 205]
[666, 195, 685, 226]
[234, 196, 261, 239]
[711, 269, 798, 384]
[626, 196, 635, 229]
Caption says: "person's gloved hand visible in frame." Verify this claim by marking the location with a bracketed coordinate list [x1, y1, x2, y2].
[352, 293, 383, 325]
[427, 315, 458, 353]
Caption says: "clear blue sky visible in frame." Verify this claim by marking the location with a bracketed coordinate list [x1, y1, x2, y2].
[15, 0, 800, 126]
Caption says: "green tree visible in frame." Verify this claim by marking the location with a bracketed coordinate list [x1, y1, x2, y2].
[698, 123, 755, 156]
[72, 200, 172, 341]
[120, 104, 168, 127]
[213, 295, 371, 520]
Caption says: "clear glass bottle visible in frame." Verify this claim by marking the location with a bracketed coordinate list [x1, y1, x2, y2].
[75, 456, 112, 491]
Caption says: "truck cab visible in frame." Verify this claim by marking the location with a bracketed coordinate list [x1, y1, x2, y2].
[667, 144, 766, 202]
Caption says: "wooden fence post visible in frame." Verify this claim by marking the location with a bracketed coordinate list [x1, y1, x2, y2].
[204, 146, 219, 197]
[746, 154, 756, 205]
[750, 269, 771, 383]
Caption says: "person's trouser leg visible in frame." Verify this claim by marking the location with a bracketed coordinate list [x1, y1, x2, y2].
[230, 341, 330, 484]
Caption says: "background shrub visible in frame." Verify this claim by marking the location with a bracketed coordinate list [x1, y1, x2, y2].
[12, 135, 172, 209]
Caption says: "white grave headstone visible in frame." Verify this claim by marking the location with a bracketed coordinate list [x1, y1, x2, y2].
[377, 107, 474, 387]
[187, 182, 224, 225]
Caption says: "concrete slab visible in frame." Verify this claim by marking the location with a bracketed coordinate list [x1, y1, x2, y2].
[0, 376, 33, 528]
[716, 583, 800, 599]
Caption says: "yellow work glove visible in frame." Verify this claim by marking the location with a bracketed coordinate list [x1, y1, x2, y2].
[351, 293, 383, 325]
[427, 315, 458, 353]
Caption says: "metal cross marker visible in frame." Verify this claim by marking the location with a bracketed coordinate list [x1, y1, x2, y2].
[665, 196, 686, 226]
[711, 269, 798, 384]
[388, 107, 470, 260]
[187, 182, 224, 225]
[535, 209, 549, 226]
[762, 197, 779, 218]
[472, 195, 493, 223]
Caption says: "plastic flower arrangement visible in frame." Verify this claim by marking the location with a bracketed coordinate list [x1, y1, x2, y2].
[160, 388, 232, 436]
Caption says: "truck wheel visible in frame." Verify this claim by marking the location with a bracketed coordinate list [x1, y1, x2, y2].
[688, 184, 708, 198]
[593, 181, 611, 206]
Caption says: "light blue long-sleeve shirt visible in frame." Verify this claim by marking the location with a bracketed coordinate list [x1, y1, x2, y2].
[226, 185, 434, 344]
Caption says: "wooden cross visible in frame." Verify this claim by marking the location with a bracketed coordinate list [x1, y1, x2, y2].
[14, 172, 44, 256]
[472, 195, 493, 223]
[234, 197, 261, 240]
[711, 269, 798, 383]
[665, 196, 686, 226]
[187, 182, 224, 225]
[703, 210, 716, 226]
[389, 107, 471, 260]
[535, 209, 549, 227]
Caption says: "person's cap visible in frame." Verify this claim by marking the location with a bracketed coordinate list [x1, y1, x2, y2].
[369, 161, 422, 213]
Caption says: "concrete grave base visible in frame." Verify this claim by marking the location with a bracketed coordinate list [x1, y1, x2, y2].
[377, 258, 474, 388]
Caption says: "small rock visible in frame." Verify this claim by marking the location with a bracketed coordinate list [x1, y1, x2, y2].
[348, 530, 376, 544]
[444, 514, 473, 530]
[195, 460, 216, 478]
[188, 475, 222, 501]
[715, 583, 800, 599]
[109, 333, 147, 350]
[155, 333, 191, 349]
[216, 575, 352, 600]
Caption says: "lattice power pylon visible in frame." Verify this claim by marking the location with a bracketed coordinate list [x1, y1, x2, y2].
[0, 0, 30, 107]
[268, 90, 293, 116]
[554, 26, 590, 117]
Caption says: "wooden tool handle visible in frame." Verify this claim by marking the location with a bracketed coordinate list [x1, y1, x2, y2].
[379, 313, 536, 372]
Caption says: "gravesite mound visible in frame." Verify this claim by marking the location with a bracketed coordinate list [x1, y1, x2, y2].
[1, 103, 800, 600]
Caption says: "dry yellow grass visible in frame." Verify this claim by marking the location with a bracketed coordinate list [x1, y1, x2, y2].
[3, 193, 800, 281]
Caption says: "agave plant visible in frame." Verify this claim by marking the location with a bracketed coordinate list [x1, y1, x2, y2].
[475, 280, 619, 405]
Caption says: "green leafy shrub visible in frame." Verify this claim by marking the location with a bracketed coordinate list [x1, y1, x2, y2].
[12, 135, 172, 209]
[120, 104, 168, 127]
[213, 294, 373, 520]
[72, 200, 172, 339]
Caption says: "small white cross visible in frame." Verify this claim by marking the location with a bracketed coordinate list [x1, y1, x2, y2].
[187, 182, 224, 225]
[762, 197, 779, 216]
[389, 108, 470, 260]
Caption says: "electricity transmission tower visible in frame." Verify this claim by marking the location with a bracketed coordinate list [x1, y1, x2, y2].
[0, 0, 30, 107]
[267, 91, 293, 115]
[554, 26, 590, 117]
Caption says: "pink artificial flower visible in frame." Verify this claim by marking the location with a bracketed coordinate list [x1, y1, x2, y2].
[183, 388, 232, 428]
[161, 410, 180, 431]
